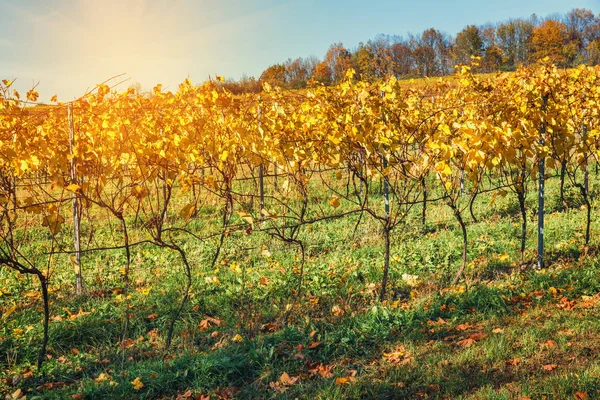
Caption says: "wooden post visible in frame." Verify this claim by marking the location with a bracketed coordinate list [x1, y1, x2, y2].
[68, 104, 83, 294]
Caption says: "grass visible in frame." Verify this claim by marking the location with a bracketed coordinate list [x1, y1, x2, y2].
[2, 169, 600, 399]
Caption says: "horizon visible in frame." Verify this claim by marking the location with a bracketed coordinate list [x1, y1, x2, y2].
[0, 0, 597, 101]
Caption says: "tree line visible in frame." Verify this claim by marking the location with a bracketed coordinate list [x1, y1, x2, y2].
[218, 8, 600, 94]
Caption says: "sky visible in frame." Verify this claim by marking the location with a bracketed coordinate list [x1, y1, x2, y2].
[1, 0, 598, 101]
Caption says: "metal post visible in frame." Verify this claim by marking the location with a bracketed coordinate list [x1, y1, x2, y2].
[584, 124, 589, 198]
[69, 104, 83, 294]
[258, 105, 265, 213]
[383, 156, 389, 218]
[538, 95, 548, 269]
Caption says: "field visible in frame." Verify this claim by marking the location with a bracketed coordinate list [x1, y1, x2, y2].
[1, 170, 600, 399]
[2, 63, 600, 399]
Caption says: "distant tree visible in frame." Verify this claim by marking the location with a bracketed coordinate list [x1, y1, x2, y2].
[413, 43, 438, 76]
[353, 43, 376, 81]
[259, 63, 286, 87]
[312, 61, 332, 84]
[481, 45, 504, 72]
[564, 8, 598, 64]
[284, 57, 314, 89]
[496, 19, 534, 69]
[324, 43, 353, 83]
[390, 41, 415, 77]
[530, 20, 569, 66]
[454, 25, 483, 65]
[369, 38, 394, 79]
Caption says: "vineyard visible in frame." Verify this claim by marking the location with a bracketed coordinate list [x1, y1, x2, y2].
[2, 59, 600, 399]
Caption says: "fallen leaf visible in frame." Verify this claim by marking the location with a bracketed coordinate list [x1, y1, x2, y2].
[131, 376, 144, 390]
[492, 328, 504, 334]
[574, 391, 589, 400]
[279, 372, 299, 386]
[331, 305, 345, 316]
[95, 372, 112, 384]
[468, 332, 488, 341]
[455, 322, 471, 331]
[456, 338, 476, 347]
[232, 334, 243, 343]
[335, 376, 356, 385]
[308, 364, 334, 378]
[542, 364, 558, 371]
[146, 313, 159, 321]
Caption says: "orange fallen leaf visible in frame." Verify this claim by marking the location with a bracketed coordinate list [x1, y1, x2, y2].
[542, 339, 556, 348]
[456, 338, 476, 347]
[308, 363, 334, 378]
[455, 322, 471, 331]
[468, 332, 488, 341]
[279, 372, 299, 386]
[574, 391, 589, 400]
[335, 376, 356, 385]
[146, 313, 158, 321]
[542, 364, 558, 371]
[331, 305, 345, 316]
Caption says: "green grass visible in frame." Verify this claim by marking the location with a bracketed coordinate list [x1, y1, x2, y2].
[2, 170, 600, 399]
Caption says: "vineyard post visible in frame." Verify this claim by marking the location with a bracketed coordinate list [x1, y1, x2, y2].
[583, 122, 591, 247]
[538, 95, 548, 269]
[583, 124, 589, 201]
[383, 155, 389, 218]
[259, 164, 265, 211]
[68, 103, 83, 294]
[258, 105, 265, 214]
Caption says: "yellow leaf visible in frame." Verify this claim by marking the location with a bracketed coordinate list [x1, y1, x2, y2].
[131, 377, 144, 390]
[329, 196, 340, 208]
[435, 161, 452, 176]
[180, 204, 196, 221]
[3, 304, 17, 320]
[26, 89, 39, 102]
[65, 184, 81, 193]
[232, 333, 243, 342]
[237, 211, 254, 225]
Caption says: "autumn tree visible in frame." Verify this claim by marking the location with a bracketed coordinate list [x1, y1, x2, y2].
[530, 20, 570, 66]
[312, 61, 332, 84]
[564, 8, 600, 64]
[324, 43, 354, 83]
[454, 25, 483, 65]
[390, 41, 415, 77]
[496, 19, 534, 69]
[259, 63, 287, 87]
[411, 28, 452, 77]
[353, 43, 376, 81]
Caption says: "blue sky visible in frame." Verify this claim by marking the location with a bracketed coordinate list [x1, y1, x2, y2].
[0, 0, 598, 100]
